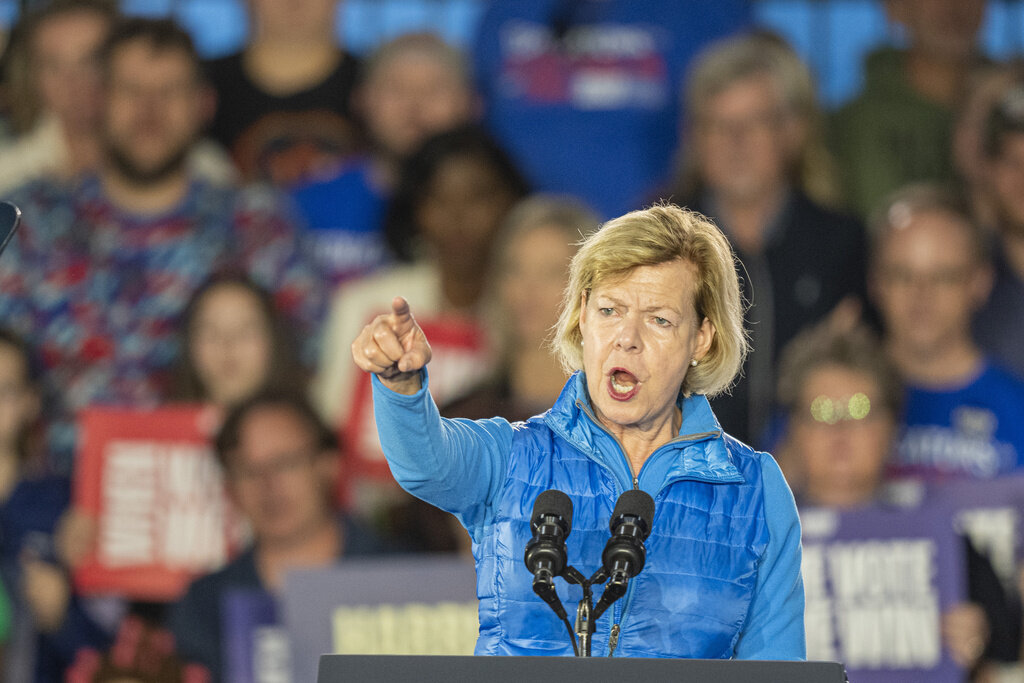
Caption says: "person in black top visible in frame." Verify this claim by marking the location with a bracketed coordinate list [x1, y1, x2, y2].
[204, 0, 362, 186]
[661, 33, 867, 448]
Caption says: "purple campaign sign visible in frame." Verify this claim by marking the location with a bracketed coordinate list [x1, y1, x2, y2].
[924, 475, 1024, 587]
[282, 554, 477, 683]
[222, 589, 289, 683]
[800, 503, 965, 683]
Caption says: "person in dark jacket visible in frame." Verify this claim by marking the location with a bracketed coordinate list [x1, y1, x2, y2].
[167, 391, 390, 679]
[663, 33, 867, 448]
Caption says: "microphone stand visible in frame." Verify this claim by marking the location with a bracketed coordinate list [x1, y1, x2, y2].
[561, 566, 625, 657]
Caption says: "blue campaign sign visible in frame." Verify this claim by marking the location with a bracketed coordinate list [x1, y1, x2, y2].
[281, 554, 478, 683]
[799, 504, 966, 683]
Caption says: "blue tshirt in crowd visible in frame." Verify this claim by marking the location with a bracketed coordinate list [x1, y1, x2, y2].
[472, 0, 750, 219]
[894, 361, 1024, 479]
[291, 158, 389, 287]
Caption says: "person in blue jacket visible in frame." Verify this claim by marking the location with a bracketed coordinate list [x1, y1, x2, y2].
[352, 203, 805, 658]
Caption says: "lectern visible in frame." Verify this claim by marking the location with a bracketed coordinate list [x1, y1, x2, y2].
[317, 655, 847, 683]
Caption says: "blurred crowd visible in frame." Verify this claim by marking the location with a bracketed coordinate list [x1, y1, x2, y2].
[0, 0, 1022, 680]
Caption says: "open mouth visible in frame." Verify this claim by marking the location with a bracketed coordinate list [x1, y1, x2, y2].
[608, 368, 639, 401]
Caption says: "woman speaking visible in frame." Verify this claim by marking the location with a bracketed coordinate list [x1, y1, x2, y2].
[351, 204, 805, 659]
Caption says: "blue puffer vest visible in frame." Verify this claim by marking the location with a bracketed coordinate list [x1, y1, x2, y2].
[472, 373, 770, 657]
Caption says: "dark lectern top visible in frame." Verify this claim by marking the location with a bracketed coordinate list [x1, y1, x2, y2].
[318, 655, 847, 683]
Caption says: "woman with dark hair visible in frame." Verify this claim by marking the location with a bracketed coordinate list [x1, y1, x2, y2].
[170, 273, 307, 410]
[314, 124, 528, 431]
[381, 124, 530, 263]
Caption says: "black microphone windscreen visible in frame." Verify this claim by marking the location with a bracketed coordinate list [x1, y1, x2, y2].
[532, 489, 573, 529]
[610, 489, 655, 536]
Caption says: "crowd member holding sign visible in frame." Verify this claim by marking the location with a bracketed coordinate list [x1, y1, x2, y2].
[869, 184, 1024, 478]
[776, 321, 1022, 674]
[167, 391, 391, 680]
[353, 204, 805, 657]
[0, 329, 109, 682]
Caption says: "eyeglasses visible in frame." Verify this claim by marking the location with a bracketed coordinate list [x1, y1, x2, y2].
[699, 110, 787, 139]
[229, 449, 317, 482]
[794, 393, 887, 426]
[877, 265, 973, 290]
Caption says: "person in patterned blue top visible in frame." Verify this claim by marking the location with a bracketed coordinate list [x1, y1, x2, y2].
[0, 18, 324, 472]
[870, 184, 1024, 478]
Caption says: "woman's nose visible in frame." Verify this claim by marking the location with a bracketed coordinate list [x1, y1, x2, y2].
[614, 315, 642, 351]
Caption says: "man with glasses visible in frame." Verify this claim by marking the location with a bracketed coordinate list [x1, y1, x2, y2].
[0, 17, 323, 471]
[167, 390, 390, 679]
[869, 184, 1024, 478]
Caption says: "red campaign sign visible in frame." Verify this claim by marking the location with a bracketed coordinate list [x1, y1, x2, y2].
[73, 405, 247, 601]
[341, 316, 493, 486]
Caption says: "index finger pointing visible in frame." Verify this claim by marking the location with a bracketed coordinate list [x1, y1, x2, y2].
[389, 295, 417, 337]
[391, 295, 411, 321]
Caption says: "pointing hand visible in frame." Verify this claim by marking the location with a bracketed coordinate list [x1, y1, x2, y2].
[351, 296, 432, 394]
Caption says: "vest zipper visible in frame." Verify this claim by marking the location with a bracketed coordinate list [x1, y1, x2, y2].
[607, 623, 621, 656]
[571, 399, 735, 655]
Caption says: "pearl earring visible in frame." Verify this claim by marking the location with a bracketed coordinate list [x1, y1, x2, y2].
[690, 359, 698, 367]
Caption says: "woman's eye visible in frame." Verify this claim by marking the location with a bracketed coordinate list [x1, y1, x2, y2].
[654, 317, 670, 326]
[599, 307, 615, 316]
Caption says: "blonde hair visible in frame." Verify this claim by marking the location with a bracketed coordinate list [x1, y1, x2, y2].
[494, 194, 599, 267]
[362, 31, 472, 89]
[675, 32, 840, 207]
[552, 204, 748, 397]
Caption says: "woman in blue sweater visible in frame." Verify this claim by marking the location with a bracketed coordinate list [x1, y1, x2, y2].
[352, 203, 805, 658]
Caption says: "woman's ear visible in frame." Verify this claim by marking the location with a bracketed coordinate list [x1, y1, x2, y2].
[578, 290, 590, 329]
[694, 316, 716, 361]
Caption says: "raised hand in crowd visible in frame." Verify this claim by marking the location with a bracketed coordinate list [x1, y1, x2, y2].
[942, 602, 990, 670]
[20, 555, 70, 633]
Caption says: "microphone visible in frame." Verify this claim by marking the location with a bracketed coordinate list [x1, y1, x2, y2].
[523, 489, 573, 619]
[592, 489, 655, 620]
